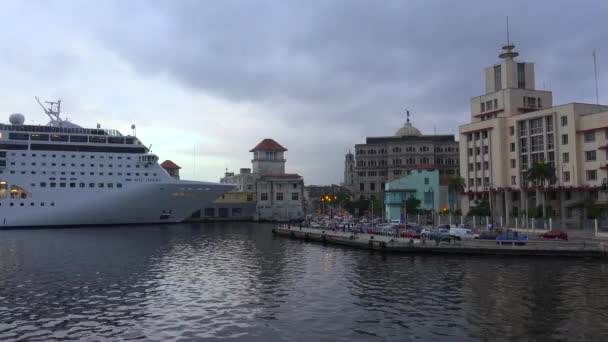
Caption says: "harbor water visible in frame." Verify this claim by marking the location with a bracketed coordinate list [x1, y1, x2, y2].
[1, 222, 608, 341]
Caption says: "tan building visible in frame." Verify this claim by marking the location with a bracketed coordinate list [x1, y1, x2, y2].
[345, 113, 460, 201]
[221, 139, 305, 221]
[459, 43, 608, 226]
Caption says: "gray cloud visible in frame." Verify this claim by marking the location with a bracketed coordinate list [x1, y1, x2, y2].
[3, 0, 607, 184]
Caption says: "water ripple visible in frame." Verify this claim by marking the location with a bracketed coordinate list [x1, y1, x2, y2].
[1, 223, 608, 341]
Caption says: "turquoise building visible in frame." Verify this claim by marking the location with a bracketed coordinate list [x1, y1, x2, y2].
[384, 169, 440, 222]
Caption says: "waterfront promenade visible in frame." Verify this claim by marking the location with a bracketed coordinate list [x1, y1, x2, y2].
[273, 225, 608, 258]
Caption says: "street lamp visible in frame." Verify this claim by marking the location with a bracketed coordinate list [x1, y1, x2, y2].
[426, 187, 435, 227]
[485, 183, 494, 225]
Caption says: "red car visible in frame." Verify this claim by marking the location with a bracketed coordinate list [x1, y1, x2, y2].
[539, 231, 568, 241]
[400, 230, 420, 239]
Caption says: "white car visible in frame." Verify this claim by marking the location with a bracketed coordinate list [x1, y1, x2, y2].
[449, 227, 479, 240]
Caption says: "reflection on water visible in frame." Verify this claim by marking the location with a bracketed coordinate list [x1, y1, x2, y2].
[1, 222, 607, 341]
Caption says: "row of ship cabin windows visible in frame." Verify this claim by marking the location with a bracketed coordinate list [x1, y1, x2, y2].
[0, 202, 55, 207]
[357, 146, 458, 155]
[3, 152, 134, 159]
[2, 170, 156, 177]
[34, 182, 123, 189]
[5, 161, 152, 169]
[259, 192, 300, 201]
[7, 132, 137, 144]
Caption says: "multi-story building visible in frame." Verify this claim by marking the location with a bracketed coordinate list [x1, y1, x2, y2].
[459, 43, 608, 225]
[218, 139, 305, 221]
[344, 114, 460, 200]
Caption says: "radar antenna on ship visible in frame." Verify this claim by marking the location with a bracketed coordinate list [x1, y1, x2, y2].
[35, 97, 62, 122]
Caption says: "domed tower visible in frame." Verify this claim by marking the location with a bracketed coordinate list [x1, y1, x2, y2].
[395, 110, 422, 137]
[250, 138, 288, 174]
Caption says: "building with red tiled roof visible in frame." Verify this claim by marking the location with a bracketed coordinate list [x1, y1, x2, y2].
[250, 138, 288, 175]
[161, 160, 181, 179]
[216, 138, 305, 221]
[249, 139, 288, 152]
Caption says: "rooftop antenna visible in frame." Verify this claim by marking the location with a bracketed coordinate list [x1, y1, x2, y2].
[593, 50, 600, 105]
[506, 16, 510, 46]
[499, 16, 518, 60]
[131, 124, 137, 136]
[35, 97, 63, 124]
[406, 109, 411, 124]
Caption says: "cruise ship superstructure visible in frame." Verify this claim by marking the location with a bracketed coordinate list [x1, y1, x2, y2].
[0, 99, 232, 228]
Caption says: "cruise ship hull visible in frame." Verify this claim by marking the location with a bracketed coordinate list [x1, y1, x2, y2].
[0, 182, 233, 228]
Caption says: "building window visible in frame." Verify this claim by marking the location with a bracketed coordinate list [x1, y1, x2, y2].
[584, 131, 596, 142]
[476, 147, 481, 155]
[494, 65, 501, 90]
[561, 116, 568, 126]
[510, 159, 516, 168]
[509, 126, 514, 136]
[510, 143, 515, 152]
[562, 152, 569, 163]
[547, 134, 554, 150]
[546, 116, 553, 132]
[517, 63, 526, 89]
[530, 118, 543, 134]
[476, 162, 481, 170]
[586, 170, 597, 181]
[493, 99, 498, 109]
[261, 193, 268, 201]
[563, 171, 570, 182]
[484, 161, 489, 169]
[561, 134, 568, 145]
[480, 102, 485, 112]
[511, 176, 516, 185]
[370, 183, 376, 191]
[586, 150, 597, 161]
[359, 183, 364, 191]
[276, 192, 283, 201]
[531, 135, 544, 152]
[468, 148, 472, 157]
[291, 192, 299, 201]
[424, 191, 433, 205]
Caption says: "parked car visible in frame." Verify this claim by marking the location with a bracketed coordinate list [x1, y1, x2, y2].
[425, 228, 451, 241]
[405, 224, 423, 233]
[449, 227, 479, 240]
[477, 231, 499, 240]
[539, 231, 569, 241]
[400, 229, 420, 239]
[496, 232, 528, 246]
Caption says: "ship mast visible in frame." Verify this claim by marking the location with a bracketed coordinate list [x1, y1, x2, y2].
[35, 97, 64, 125]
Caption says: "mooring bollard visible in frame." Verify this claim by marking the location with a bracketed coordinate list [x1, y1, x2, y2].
[595, 219, 598, 237]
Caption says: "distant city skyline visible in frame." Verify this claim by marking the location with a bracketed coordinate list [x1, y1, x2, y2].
[1, 1, 606, 184]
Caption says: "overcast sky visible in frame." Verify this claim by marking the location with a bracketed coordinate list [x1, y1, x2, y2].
[1, 0, 606, 184]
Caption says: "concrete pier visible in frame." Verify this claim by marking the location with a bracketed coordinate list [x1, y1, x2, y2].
[273, 226, 608, 259]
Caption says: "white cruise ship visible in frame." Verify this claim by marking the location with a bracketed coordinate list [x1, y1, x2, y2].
[0, 99, 233, 228]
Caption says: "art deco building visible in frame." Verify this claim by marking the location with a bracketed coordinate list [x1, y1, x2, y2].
[459, 43, 608, 225]
[344, 114, 460, 200]
[219, 139, 305, 221]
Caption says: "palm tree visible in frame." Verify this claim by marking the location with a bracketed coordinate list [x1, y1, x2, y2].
[447, 176, 465, 212]
[524, 161, 557, 219]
